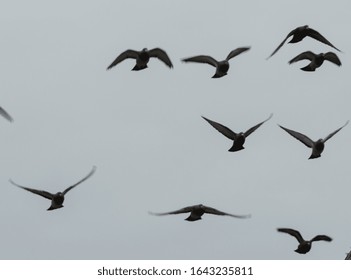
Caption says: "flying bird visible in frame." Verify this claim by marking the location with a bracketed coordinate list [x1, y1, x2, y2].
[10, 166, 96, 210]
[149, 204, 251, 222]
[0, 106, 13, 122]
[182, 47, 250, 78]
[267, 25, 341, 59]
[277, 228, 332, 254]
[202, 113, 273, 152]
[289, 51, 341, 71]
[278, 121, 349, 159]
[106, 48, 173, 71]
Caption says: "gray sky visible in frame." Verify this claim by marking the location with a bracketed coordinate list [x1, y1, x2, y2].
[0, 0, 350, 260]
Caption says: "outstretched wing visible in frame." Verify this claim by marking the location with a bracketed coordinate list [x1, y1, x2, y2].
[323, 120, 349, 143]
[9, 179, 53, 200]
[0, 107, 13, 122]
[148, 206, 194, 216]
[106, 49, 139, 70]
[306, 28, 341, 52]
[182, 55, 218, 68]
[244, 113, 273, 137]
[324, 52, 342, 66]
[202, 116, 236, 140]
[203, 205, 251, 218]
[310, 235, 332, 242]
[267, 28, 297, 59]
[62, 166, 97, 195]
[288, 51, 316, 64]
[226, 47, 251, 61]
[345, 250, 351, 260]
[148, 48, 173, 68]
[277, 228, 304, 244]
[278, 125, 314, 148]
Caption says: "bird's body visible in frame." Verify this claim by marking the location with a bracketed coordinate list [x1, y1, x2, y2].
[268, 25, 341, 58]
[149, 204, 250, 222]
[202, 114, 272, 152]
[107, 48, 173, 71]
[278, 121, 348, 159]
[289, 51, 341, 71]
[277, 228, 332, 254]
[10, 166, 96, 210]
[182, 47, 250, 78]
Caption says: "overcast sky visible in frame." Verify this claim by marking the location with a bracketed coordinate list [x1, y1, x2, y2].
[0, 0, 350, 260]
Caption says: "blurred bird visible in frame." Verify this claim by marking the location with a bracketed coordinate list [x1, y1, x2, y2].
[107, 48, 173, 71]
[182, 47, 250, 78]
[0, 106, 13, 122]
[277, 228, 332, 254]
[278, 121, 349, 159]
[149, 204, 250, 222]
[267, 25, 341, 59]
[10, 166, 96, 210]
[202, 113, 272, 152]
[289, 51, 341, 71]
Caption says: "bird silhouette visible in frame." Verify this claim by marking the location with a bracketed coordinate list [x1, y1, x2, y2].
[289, 51, 341, 71]
[267, 25, 341, 59]
[202, 113, 272, 152]
[107, 48, 173, 71]
[277, 228, 332, 254]
[0, 106, 13, 122]
[149, 204, 250, 222]
[182, 47, 250, 78]
[10, 166, 96, 210]
[278, 121, 349, 159]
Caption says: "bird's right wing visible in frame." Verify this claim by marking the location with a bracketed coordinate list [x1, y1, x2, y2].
[9, 179, 53, 200]
[148, 206, 194, 216]
[202, 116, 236, 140]
[278, 125, 314, 148]
[267, 28, 297, 59]
[0, 107, 13, 122]
[182, 55, 218, 68]
[277, 228, 304, 243]
[288, 51, 315, 64]
[106, 49, 139, 70]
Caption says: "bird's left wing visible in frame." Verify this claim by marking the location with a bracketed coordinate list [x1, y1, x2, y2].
[148, 48, 173, 68]
[306, 28, 341, 52]
[323, 121, 349, 143]
[310, 235, 332, 242]
[226, 47, 251, 61]
[203, 205, 251, 218]
[63, 166, 97, 195]
[244, 113, 273, 137]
